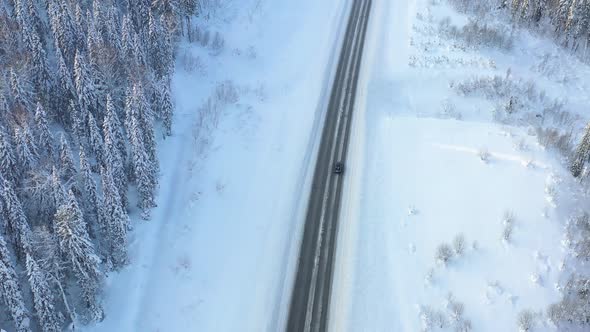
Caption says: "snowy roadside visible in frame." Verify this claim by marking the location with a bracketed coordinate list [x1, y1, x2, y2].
[332, 0, 588, 331]
[87, 0, 354, 330]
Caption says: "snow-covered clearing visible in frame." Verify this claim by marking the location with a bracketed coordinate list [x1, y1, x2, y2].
[87, 0, 351, 330]
[332, 0, 588, 331]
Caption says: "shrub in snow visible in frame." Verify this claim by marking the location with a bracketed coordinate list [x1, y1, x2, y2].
[502, 223, 513, 243]
[453, 234, 466, 256]
[446, 295, 464, 323]
[502, 210, 515, 243]
[568, 213, 590, 261]
[516, 310, 534, 332]
[210, 32, 225, 55]
[478, 147, 490, 163]
[436, 243, 454, 266]
[530, 273, 543, 286]
[535, 127, 573, 158]
[425, 268, 435, 286]
[419, 305, 447, 331]
[439, 99, 462, 120]
[408, 205, 419, 216]
[440, 18, 514, 50]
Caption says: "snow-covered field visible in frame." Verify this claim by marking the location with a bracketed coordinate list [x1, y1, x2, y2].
[332, 0, 588, 331]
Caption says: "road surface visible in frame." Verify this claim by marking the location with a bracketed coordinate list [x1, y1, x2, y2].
[286, 0, 372, 331]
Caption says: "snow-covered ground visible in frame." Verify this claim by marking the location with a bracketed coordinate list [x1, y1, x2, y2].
[332, 0, 587, 331]
[88, 0, 352, 330]
[85, 0, 590, 330]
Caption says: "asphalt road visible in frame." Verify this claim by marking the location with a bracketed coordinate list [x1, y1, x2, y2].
[286, 0, 372, 331]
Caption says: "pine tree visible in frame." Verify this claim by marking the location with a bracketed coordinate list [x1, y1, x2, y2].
[50, 167, 67, 215]
[134, 83, 159, 174]
[54, 190, 103, 322]
[74, 51, 98, 115]
[180, 0, 197, 37]
[0, 176, 34, 257]
[0, 234, 30, 332]
[56, 49, 75, 113]
[25, 253, 61, 332]
[58, 134, 76, 180]
[126, 84, 158, 219]
[69, 99, 87, 147]
[0, 128, 19, 183]
[0, 94, 9, 122]
[103, 97, 128, 208]
[120, 14, 135, 66]
[79, 148, 101, 239]
[148, 11, 163, 75]
[29, 30, 52, 100]
[88, 112, 105, 165]
[100, 166, 128, 267]
[104, 94, 127, 168]
[10, 68, 32, 111]
[160, 77, 173, 136]
[34, 102, 53, 156]
[571, 122, 590, 177]
[133, 31, 147, 69]
[48, 0, 77, 62]
[14, 126, 39, 174]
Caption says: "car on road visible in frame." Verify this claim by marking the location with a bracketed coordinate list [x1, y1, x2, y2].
[334, 162, 344, 174]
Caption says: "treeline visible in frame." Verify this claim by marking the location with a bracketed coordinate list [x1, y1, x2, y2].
[0, 0, 198, 331]
[508, 0, 590, 52]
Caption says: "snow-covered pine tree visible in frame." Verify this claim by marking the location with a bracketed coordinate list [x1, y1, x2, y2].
[131, 135, 156, 219]
[10, 68, 33, 112]
[49, 168, 67, 218]
[56, 49, 75, 113]
[105, 5, 122, 53]
[28, 30, 52, 101]
[120, 14, 135, 67]
[180, 0, 197, 37]
[54, 190, 103, 322]
[69, 99, 87, 147]
[104, 94, 127, 169]
[103, 96, 128, 209]
[0, 128, 19, 183]
[25, 253, 62, 332]
[58, 134, 76, 181]
[79, 147, 101, 239]
[74, 51, 98, 115]
[48, 0, 77, 63]
[148, 10, 165, 77]
[100, 166, 128, 267]
[0, 234, 31, 332]
[88, 112, 105, 165]
[0, 94, 9, 122]
[152, 0, 178, 34]
[133, 83, 159, 174]
[129, 113, 157, 219]
[160, 76, 173, 136]
[0, 176, 34, 258]
[133, 31, 148, 69]
[34, 102, 54, 157]
[14, 126, 39, 175]
[571, 122, 590, 177]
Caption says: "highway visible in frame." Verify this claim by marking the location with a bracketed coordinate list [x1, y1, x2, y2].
[286, 0, 372, 331]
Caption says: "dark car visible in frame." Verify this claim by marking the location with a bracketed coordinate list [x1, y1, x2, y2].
[334, 161, 344, 174]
